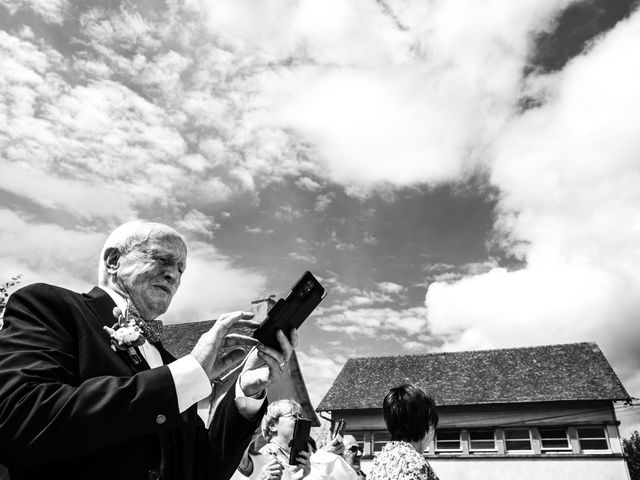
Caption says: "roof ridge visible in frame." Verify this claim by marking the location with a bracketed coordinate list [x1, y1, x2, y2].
[164, 319, 216, 327]
[347, 341, 599, 361]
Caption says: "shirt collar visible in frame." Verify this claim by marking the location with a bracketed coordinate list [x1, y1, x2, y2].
[97, 285, 128, 314]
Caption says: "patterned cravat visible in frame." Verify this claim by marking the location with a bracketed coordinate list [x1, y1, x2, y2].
[126, 301, 164, 344]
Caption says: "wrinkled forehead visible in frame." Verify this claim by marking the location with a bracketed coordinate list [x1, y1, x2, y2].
[343, 436, 358, 448]
[137, 232, 187, 260]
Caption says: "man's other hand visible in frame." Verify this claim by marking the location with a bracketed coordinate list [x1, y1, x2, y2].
[239, 329, 297, 397]
[190, 311, 260, 382]
[322, 435, 345, 456]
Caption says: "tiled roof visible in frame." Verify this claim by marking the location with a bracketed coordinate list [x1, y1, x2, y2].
[163, 320, 218, 358]
[316, 342, 630, 411]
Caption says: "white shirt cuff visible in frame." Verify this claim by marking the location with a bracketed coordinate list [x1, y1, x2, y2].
[168, 355, 212, 413]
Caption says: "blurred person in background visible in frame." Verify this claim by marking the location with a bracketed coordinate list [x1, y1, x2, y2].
[342, 435, 366, 480]
[259, 399, 358, 480]
[260, 399, 313, 480]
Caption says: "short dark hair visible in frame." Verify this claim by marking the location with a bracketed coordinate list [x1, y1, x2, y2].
[382, 384, 439, 442]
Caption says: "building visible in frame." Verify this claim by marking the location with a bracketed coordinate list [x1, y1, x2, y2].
[317, 342, 631, 480]
[163, 296, 320, 427]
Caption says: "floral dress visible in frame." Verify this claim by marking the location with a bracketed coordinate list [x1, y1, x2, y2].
[369, 441, 439, 480]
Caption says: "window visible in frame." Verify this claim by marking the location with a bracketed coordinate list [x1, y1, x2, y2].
[577, 427, 609, 451]
[469, 429, 495, 452]
[436, 429, 461, 452]
[504, 428, 532, 452]
[539, 427, 570, 452]
[372, 431, 391, 452]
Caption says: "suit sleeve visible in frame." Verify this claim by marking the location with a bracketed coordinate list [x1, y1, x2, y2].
[204, 388, 267, 480]
[0, 284, 181, 468]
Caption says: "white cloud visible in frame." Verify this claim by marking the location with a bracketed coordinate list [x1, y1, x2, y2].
[377, 281, 405, 295]
[425, 10, 640, 399]
[296, 348, 346, 408]
[1, 0, 70, 25]
[317, 306, 429, 340]
[175, 209, 219, 239]
[296, 177, 322, 192]
[252, 0, 575, 189]
[0, 161, 134, 219]
[193, 0, 409, 66]
[289, 252, 317, 264]
[0, 209, 107, 290]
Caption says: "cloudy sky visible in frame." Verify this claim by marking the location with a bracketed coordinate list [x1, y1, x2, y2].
[1, 0, 640, 435]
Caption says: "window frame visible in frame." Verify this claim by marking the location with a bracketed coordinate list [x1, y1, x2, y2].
[468, 429, 497, 453]
[577, 426, 610, 453]
[504, 428, 534, 453]
[435, 429, 462, 453]
[371, 430, 391, 453]
[538, 427, 572, 453]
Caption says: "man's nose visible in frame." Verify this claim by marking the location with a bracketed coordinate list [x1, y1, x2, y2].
[163, 267, 180, 285]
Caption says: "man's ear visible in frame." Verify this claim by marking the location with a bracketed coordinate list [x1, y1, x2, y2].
[103, 247, 121, 275]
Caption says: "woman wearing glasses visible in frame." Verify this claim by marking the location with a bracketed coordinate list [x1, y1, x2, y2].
[259, 399, 357, 480]
[369, 385, 440, 480]
[259, 399, 313, 480]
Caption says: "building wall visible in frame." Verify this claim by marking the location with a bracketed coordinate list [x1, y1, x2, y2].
[328, 400, 629, 479]
[360, 456, 630, 480]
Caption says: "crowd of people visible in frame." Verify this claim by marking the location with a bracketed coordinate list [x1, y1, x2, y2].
[0, 221, 440, 480]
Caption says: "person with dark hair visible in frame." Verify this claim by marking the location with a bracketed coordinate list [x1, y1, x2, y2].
[369, 384, 440, 480]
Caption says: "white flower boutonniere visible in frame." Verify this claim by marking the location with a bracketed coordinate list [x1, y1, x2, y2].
[103, 307, 146, 364]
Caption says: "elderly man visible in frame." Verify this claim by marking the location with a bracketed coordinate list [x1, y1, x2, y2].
[0, 221, 295, 480]
[342, 435, 366, 480]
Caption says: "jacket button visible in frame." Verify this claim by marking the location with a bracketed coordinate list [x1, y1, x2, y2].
[148, 469, 160, 480]
[155, 414, 166, 425]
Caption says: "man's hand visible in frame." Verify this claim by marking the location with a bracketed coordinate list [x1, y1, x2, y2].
[322, 435, 344, 456]
[190, 311, 260, 382]
[239, 329, 298, 397]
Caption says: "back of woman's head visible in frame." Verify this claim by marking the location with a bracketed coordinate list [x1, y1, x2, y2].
[383, 384, 439, 442]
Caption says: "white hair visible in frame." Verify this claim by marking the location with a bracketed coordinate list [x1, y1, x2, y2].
[97, 221, 184, 285]
[261, 399, 302, 442]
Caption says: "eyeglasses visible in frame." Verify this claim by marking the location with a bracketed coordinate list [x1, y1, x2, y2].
[281, 412, 303, 420]
[347, 445, 363, 453]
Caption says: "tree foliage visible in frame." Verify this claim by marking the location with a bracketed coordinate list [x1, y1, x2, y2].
[0, 274, 22, 327]
[624, 430, 640, 480]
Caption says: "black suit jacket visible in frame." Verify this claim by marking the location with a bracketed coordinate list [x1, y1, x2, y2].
[0, 283, 263, 480]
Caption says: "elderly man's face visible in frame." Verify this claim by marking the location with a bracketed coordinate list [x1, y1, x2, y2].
[342, 436, 362, 468]
[116, 233, 187, 320]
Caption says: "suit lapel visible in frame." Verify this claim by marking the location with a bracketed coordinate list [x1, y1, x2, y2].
[83, 286, 117, 329]
[83, 286, 149, 374]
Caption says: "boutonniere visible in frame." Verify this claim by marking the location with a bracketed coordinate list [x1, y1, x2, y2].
[103, 306, 146, 364]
